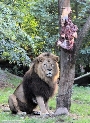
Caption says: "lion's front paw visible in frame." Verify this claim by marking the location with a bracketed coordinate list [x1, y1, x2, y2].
[40, 111, 49, 117]
[33, 111, 41, 115]
[17, 111, 26, 116]
[48, 110, 54, 116]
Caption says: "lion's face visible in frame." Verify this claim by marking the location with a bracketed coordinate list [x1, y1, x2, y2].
[34, 53, 59, 82]
[40, 58, 57, 77]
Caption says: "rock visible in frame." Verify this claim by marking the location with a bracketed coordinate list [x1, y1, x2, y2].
[54, 107, 69, 116]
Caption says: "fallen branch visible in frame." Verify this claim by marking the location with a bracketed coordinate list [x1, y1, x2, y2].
[74, 72, 90, 81]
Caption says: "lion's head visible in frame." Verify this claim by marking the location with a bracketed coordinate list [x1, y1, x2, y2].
[32, 52, 60, 83]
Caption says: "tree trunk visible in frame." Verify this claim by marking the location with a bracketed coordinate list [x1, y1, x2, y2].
[55, 0, 90, 116]
[55, 0, 74, 115]
[55, 50, 75, 115]
[57, 49, 75, 110]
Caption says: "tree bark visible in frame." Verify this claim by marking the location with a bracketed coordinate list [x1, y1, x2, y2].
[56, 49, 75, 110]
[55, 0, 90, 116]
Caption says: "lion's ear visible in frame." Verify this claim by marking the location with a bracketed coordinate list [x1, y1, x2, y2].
[38, 57, 44, 62]
[53, 56, 59, 62]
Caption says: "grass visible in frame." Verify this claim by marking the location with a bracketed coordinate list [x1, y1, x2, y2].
[0, 70, 90, 123]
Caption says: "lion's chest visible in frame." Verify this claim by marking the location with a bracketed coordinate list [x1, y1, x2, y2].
[31, 73, 55, 102]
[23, 72, 56, 103]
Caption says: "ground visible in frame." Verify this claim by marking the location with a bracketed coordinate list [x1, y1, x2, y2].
[0, 69, 21, 112]
[0, 69, 11, 88]
[0, 69, 21, 89]
[0, 69, 90, 123]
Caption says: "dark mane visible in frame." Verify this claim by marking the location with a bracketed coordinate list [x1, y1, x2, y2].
[23, 71, 55, 105]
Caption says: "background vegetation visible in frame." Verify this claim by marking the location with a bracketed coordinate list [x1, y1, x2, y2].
[0, 1, 90, 122]
[0, 0, 90, 76]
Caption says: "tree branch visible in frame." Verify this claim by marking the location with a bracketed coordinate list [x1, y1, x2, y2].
[74, 72, 90, 81]
[75, 16, 90, 57]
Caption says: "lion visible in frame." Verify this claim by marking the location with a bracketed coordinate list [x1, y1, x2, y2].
[8, 52, 59, 116]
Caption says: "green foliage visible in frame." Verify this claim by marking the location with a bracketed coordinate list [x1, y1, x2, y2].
[0, 39, 31, 65]
[0, 0, 90, 70]
[70, 0, 90, 73]
[75, 31, 90, 73]
[0, 2, 33, 65]
[29, 0, 59, 55]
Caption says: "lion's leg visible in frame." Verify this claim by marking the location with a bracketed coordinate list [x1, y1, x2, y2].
[8, 94, 19, 113]
[45, 102, 54, 115]
[36, 96, 49, 116]
[8, 94, 26, 116]
[45, 102, 49, 111]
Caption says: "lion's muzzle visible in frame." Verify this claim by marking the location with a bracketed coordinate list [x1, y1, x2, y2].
[46, 70, 53, 77]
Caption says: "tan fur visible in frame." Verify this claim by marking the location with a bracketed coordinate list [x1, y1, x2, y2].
[8, 52, 60, 116]
[34, 52, 59, 87]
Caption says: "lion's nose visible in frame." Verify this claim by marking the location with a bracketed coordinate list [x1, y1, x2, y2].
[47, 69, 52, 71]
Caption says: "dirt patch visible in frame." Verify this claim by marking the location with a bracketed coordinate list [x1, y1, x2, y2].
[0, 69, 20, 88]
[0, 69, 9, 88]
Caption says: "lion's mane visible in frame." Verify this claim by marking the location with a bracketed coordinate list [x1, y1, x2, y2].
[22, 52, 59, 113]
